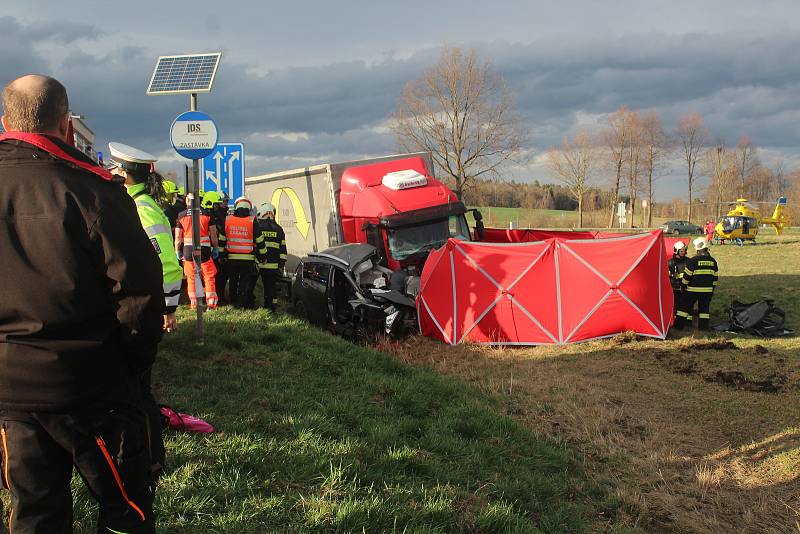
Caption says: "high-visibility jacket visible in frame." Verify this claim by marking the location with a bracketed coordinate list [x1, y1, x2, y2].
[225, 215, 266, 261]
[681, 252, 719, 293]
[177, 209, 212, 248]
[127, 183, 183, 313]
[257, 218, 287, 270]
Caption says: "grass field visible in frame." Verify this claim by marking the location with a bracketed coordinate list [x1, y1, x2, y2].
[59, 311, 599, 532]
[4, 235, 798, 532]
[383, 234, 800, 532]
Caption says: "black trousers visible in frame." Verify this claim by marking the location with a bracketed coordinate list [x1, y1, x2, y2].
[0, 390, 156, 533]
[672, 289, 682, 318]
[139, 368, 165, 480]
[228, 260, 257, 309]
[214, 258, 229, 305]
[677, 291, 713, 330]
[260, 268, 279, 311]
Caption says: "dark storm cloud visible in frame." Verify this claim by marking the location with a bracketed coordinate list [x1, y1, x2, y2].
[1, 13, 798, 185]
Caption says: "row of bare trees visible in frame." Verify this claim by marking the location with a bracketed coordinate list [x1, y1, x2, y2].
[392, 46, 795, 227]
[545, 107, 794, 226]
[544, 107, 672, 228]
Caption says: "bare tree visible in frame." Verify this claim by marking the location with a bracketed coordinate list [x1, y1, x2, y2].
[704, 142, 737, 218]
[626, 111, 643, 227]
[639, 110, 669, 227]
[747, 164, 777, 202]
[676, 113, 708, 223]
[603, 107, 634, 227]
[391, 46, 524, 199]
[545, 129, 597, 227]
[774, 160, 788, 195]
[734, 136, 758, 198]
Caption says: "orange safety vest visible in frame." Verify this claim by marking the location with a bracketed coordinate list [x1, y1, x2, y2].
[225, 215, 256, 258]
[178, 211, 212, 247]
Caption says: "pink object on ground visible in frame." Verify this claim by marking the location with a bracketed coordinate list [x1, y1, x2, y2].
[159, 406, 214, 434]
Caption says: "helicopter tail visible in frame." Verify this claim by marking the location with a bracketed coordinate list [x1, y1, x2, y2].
[764, 197, 788, 235]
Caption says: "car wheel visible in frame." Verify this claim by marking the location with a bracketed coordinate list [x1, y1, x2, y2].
[672, 229, 680, 236]
[293, 300, 307, 320]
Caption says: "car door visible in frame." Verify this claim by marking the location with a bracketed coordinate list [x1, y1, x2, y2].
[301, 261, 331, 325]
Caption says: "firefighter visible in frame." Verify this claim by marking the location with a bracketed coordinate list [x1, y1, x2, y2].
[256, 202, 287, 311]
[667, 241, 688, 319]
[0, 74, 161, 532]
[225, 197, 266, 308]
[175, 193, 219, 309]
[107, 141, 182, 482]
[675, 237, 719, 331]
[162, 179, 182, 230]
[203, 191, 231, 305]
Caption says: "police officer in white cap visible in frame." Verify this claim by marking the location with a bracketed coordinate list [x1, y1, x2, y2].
[108, 141, 183, 482]
[108, 142, 183, 331]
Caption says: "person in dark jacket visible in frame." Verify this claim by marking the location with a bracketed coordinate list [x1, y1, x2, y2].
[667, 241, 688, 319]
[0, 75, 162, 533]
[675, 237, 719, 331]
[225, 197, 266, 308]
[256, 202, 287, 311]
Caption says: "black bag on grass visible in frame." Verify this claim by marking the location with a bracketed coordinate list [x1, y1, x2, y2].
[717, 299, 792, 337]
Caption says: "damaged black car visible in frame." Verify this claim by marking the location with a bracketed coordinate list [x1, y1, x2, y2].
[291, 244, 419, 339]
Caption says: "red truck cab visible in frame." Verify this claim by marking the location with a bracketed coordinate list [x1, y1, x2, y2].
[338, 156, 473, 270]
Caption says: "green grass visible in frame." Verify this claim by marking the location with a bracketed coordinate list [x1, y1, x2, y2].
[709, 234, 800, 328]
[58, 309, 594, 532]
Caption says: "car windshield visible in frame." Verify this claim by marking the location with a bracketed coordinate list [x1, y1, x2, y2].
[388, 215, 471, 260]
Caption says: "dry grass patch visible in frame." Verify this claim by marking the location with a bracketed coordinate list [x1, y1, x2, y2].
[377, 333, 800, 532]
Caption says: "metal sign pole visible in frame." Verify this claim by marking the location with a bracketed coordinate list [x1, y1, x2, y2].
[190, 92, 204, 342]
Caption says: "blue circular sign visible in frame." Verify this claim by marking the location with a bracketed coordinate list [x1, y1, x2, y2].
[170, 110, 219, 160]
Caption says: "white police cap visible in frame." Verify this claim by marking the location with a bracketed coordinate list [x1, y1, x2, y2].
[108, 142, 157, 168]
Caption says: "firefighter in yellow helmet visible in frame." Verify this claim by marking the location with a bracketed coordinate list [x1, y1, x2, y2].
[202, 191, 230, 305]
[162, 179, 182, 229]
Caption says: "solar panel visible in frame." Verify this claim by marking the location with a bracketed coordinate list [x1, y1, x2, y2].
[146, 53, 221, 95]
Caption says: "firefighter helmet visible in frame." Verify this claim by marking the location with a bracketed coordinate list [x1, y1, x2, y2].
[693, 237, 709, 251]
[201, 191, 223, 209]
[257, 202, 276, 218]
[162, 180, 179, 195]
[234, 196, 252, 211]
[673, 241, 686, 252]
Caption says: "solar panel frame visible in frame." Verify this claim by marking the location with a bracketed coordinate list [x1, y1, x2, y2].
[146, 52, 222, 95]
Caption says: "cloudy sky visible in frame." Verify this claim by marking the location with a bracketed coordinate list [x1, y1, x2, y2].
[2, 0, 799, 199]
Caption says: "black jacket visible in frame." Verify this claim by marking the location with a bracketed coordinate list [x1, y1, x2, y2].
[257, 218, 287, 270]
[0, 138, 164, 412]
[667, 254, 688, 291]
[682, 252, 719, 293]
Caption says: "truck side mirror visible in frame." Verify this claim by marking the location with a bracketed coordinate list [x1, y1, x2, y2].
[473, 209, 483, 221]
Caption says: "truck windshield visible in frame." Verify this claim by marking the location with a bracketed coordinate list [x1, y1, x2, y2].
[388, 215, 471, 260]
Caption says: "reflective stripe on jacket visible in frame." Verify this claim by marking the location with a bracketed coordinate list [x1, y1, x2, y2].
[225, 215, 265, 261]
[128, 184, 183, 312]
[682, 253, 719, 293]
[257, 218, 287, 270]
[177, 210, 212, 247]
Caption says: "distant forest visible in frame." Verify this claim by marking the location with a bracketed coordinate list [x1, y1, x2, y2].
[461, 179, 606, 211]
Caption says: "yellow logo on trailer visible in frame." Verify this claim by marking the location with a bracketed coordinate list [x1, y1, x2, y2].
[271, 187, 311, 239]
